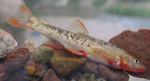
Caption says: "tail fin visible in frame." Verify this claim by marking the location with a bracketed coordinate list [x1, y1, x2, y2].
[7, 5, 36, 28]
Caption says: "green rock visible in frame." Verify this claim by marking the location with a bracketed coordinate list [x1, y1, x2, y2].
[35, 45, 54, 63]
[50, 49, 86, 77]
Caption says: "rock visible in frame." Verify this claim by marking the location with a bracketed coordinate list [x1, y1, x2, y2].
[9, 71, 26, 81]
[81, 61, 99, 74]
[0, 29, 18, 59]
[0, 64, 9, 81]
[35, 45, 54, 63]
[109, 29, 150, 79]
[24, 74, 40, 81]
[5, 47, 29, 72]
[82, 61, 129, 81]
[42, 69, 61, 81]
[50, 49, 86, 77]
[23, 40, 36, 59]
[98, 64, 129, 81]
[71, 72, 106, 81]
[24, 58, 48, 77]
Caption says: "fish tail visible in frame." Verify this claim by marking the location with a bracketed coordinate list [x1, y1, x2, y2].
[7, 5, 36, 29]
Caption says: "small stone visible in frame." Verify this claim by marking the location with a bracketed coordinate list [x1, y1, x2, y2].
[50, 49, 86, 77]
[42, 69, 61, 81]
[0, 64, 9, 81]
[109, 29, 150, 79]
[24, 58, 48, 77]
[35, 45, 54, 63]
[5, 47, 29, 72]
[23, 40, 36, 59]
[25, 66, 36, 75]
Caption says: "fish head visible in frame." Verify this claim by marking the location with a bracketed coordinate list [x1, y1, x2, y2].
[119, 54, 146, 72]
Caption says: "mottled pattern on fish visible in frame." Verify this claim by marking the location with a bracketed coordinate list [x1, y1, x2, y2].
[31, 20, 125, 57]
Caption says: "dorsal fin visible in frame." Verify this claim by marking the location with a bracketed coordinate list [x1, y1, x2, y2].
[67, 18, 89, 35]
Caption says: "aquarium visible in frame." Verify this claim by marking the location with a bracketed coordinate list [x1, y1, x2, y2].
[0, 0, 150, 81]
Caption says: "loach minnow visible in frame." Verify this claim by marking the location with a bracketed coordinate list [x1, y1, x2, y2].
[7, 5, 145, 72]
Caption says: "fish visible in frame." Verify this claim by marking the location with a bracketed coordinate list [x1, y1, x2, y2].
[7, 5, 145, 72]
[0, 29, 18, 58]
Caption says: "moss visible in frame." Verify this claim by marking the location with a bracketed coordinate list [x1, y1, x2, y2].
[106, 4, 150, 17]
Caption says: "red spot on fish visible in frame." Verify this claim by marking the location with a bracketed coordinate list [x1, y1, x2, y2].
[108, 60, 113, 65]
[119, 58, 124, 69]
[136, 68, 145, 72]
[80, 50, 87, 56]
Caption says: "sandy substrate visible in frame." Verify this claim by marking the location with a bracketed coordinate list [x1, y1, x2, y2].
[24, 16, 150, 81]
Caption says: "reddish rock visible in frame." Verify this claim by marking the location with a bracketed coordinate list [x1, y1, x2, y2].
[42, 69, 61, 81]
[109, 29, 150, 79]
[5, 47, 29, 72]
[0, 64, 9, 81]
[24, 58, 48, 77]
[82, 61, 129, 81]
[9, 71, 26, 81]
[81, 61, 99, 74]
[98, 64, 129, 81]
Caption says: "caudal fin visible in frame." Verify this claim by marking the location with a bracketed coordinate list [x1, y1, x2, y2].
[7, 5, 36, 28]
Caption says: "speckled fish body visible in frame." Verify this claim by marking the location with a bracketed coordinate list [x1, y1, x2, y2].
[0, 29, 18, 58]
[7, 5, 146, 72]
[31, 20, 124, 59]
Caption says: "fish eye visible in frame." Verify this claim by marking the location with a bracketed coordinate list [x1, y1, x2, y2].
[134, 59, 139, 64]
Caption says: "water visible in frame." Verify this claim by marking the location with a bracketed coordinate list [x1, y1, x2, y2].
[100, 13, 150, 28]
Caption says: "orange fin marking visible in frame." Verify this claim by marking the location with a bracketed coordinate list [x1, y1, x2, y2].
[76, 18, 86, 28]
[7, 16, 25, 27]
[20, 5, 32, 15]
[42, 43, 64, 49]
[80, 50, 87, 56]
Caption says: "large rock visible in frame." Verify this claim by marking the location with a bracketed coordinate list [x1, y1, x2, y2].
[109, 29, 150, 79]
[0, 29, 18, 59]
[9, 71, 26, 81]
[0, 64, 9, 81]
[50, 49, 86, 77]
[82, 61, 129, 81]
[5, 47, 29, 72]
